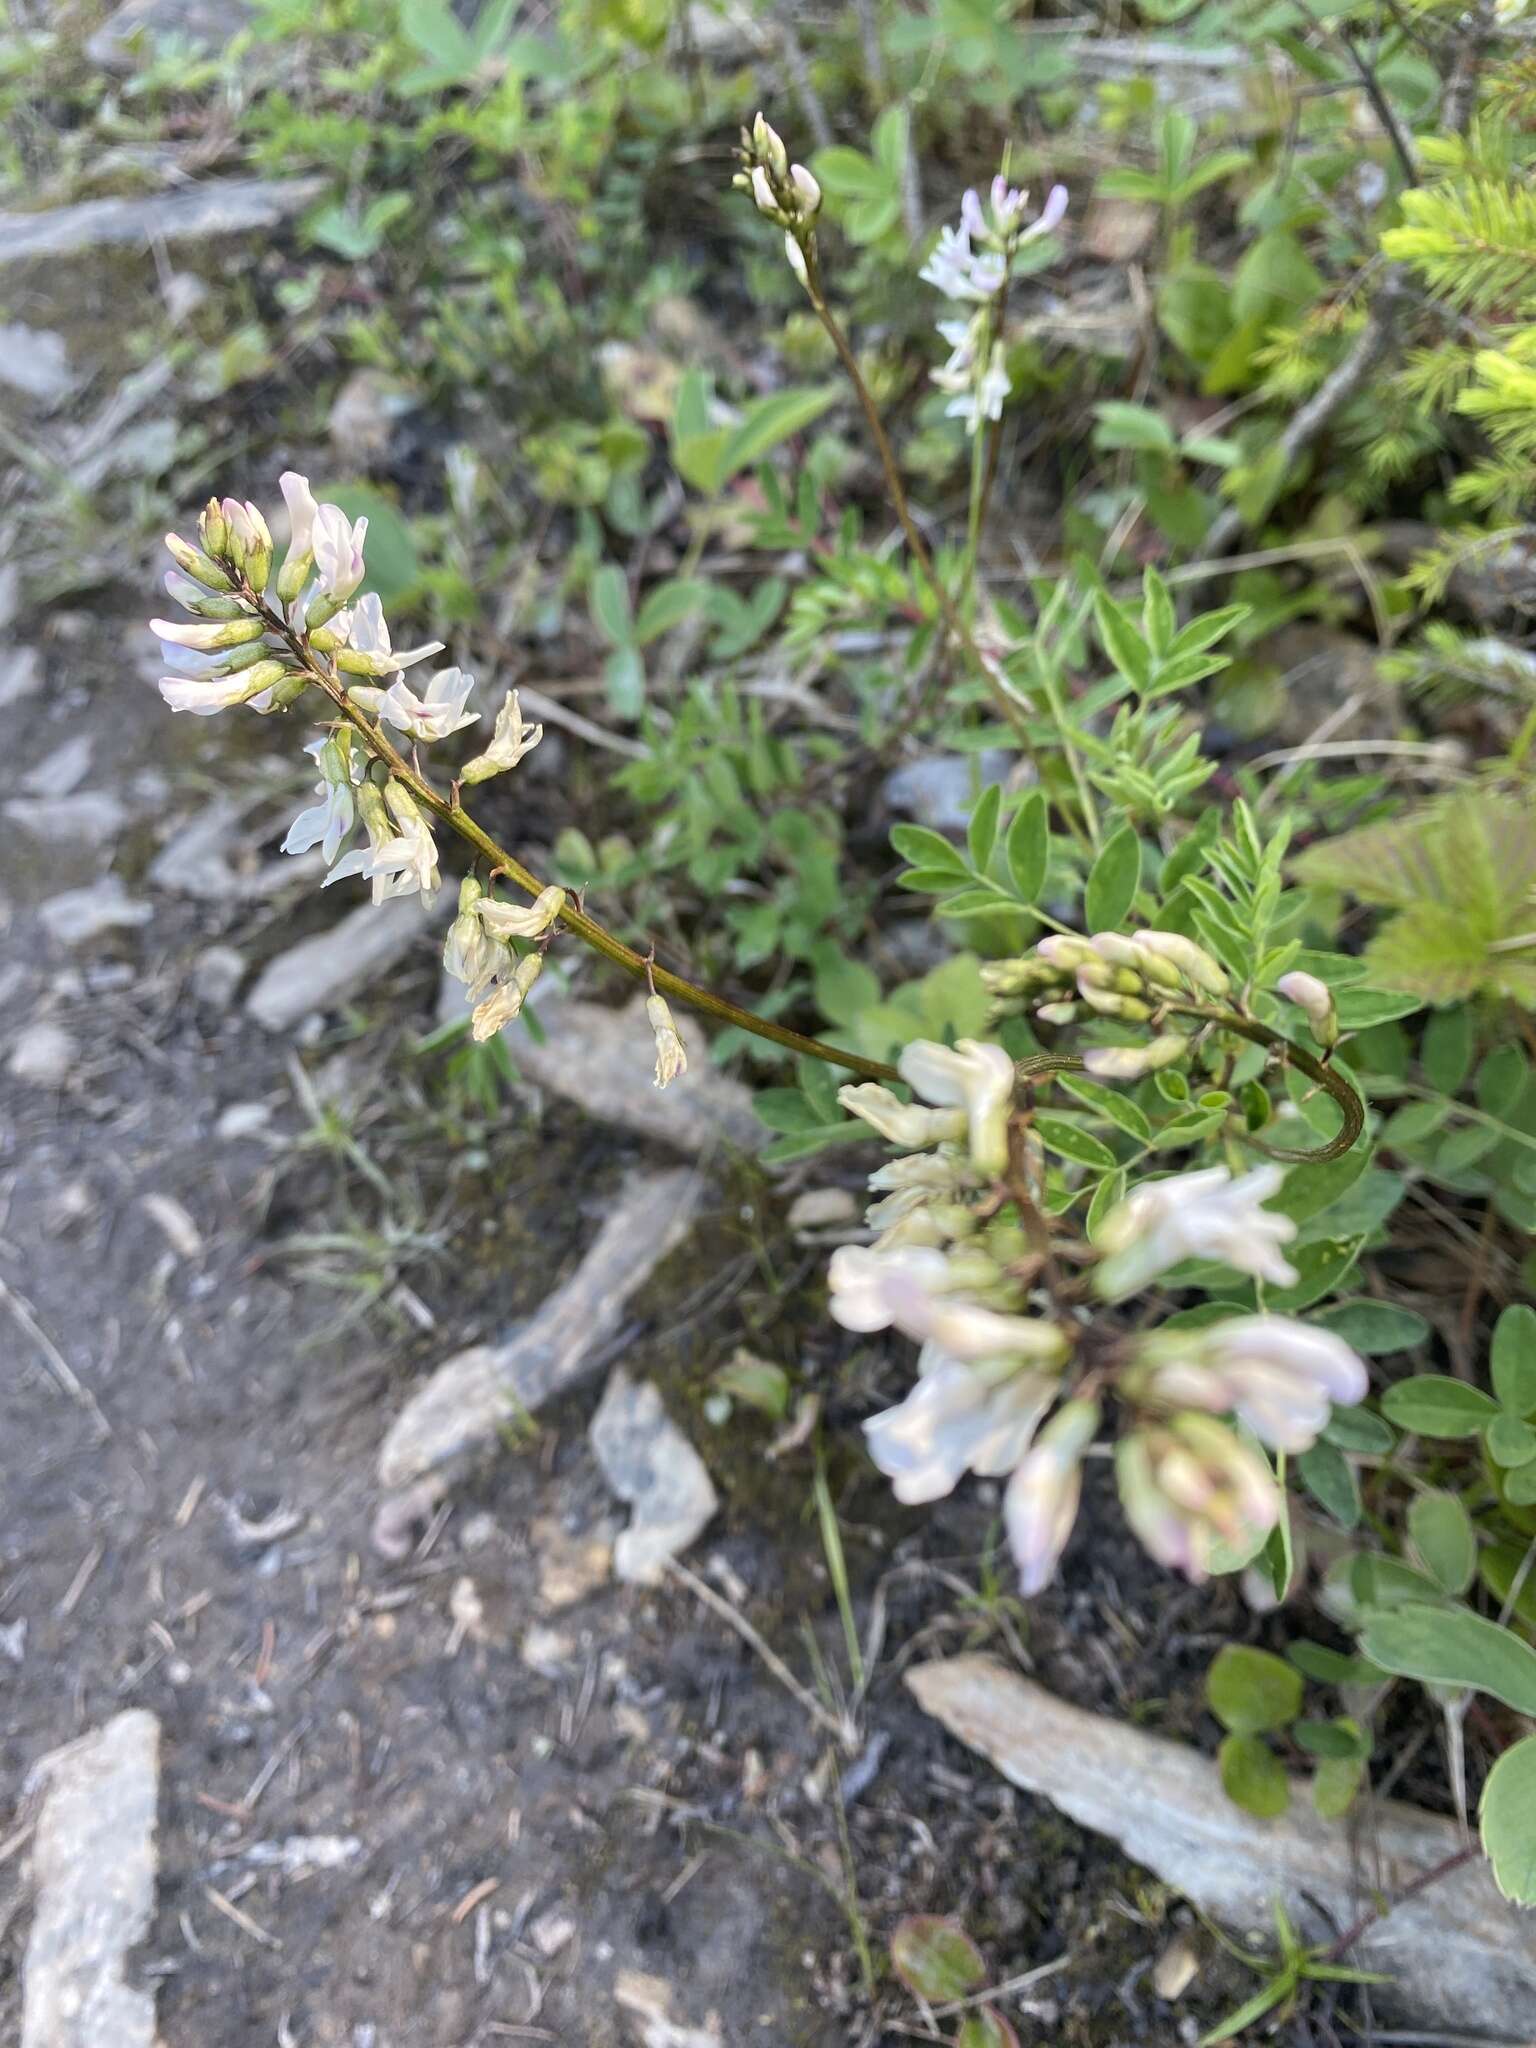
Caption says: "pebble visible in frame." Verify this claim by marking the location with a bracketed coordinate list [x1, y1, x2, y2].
[882, 749, 1013, 833]
[37, 877, 152, 949]
[20, 735, 94, 797]
[0, 325, 72, 408]
[8, 1021, 75, 1088]
[215, 1101, 271, 1142]
[590, 1368, 719, 1586]
[191, 943, 246, 1008]
[0, 646, 41, 709]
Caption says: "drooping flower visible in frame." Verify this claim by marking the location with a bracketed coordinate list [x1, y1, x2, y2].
[646, 994, 688, 1088]
[470, 951, 543, 1041]
[1138, 1315, 1368, 1454]
[1116, 1414, 1280, 1582]
[897, 1039, 1015, 1178]
[281, 733, 360, 864]
[376, 666, 479, 743]
[476, 884, 564, 941]
[864, 1354, 1058, 1505]
[460, 689, 543, 785]
[443, 876, 503, 999]
[325, 779, 439, 902]
[1005, 1396, 1099, 1593]
[332, 592, 444, 680]
[838, 1082, 967, 1150]
[1093, 1164, 1298, 1300]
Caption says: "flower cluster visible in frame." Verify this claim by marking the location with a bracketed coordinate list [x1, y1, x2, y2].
[922, 177, 1068, 434]
[735, 113, 822, 287]
[829, 1034, 1368, 1592]
[151, 477, 693, 1088]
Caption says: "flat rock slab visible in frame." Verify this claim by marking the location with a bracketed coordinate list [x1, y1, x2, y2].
[590, 1368, 719, 1584]
[247, 894, 436, 1031]
[509, 989, 762, 1157]
[0, 177, 326, 265]
[907, 1654, 1536, 2038]
[375, 1168, 704, 1546]
[23, 1709, 160, 2048]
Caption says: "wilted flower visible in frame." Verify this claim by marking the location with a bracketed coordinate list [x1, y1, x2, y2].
[326, 779, 438, 902]
[1137, 1314, 1368, 1454]
[1116, 1414, 1280, 1582]
[470, 951, 543, 1041]
[313, 502, 368, 602]
[1276, 970, 1339, 1049]
[443, 876, 502, 999]
[864, 1353, 1058, 1505]
[646, 993, 688, 1088]
[1005, 1396, 1098, 1593]
[838, 1081, 967, 1150]
[377, 666, 479, 742]
[282, 733, 360, 864]
[460, 689, 543, 784]
[476, 884, 564, 941]
[1093, 1164, 1298, 1299]
[897, 1038, 1015, 1177]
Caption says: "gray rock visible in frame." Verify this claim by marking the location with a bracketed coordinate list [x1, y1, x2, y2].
[20, 735, 93, 798]
[882, 749, 1013, 833]
[8, 1021, 76, 1088]
[0, 177, 326, 265]
[149, 795, 307, 902]
[22, 1710, 160, 2048]
[6, 792, 127, 850]
[591, 1368, 719, 1585]
[0, 647, 43, 708]
[907, 1654, 1536, 2037]
[459, 977, 760, 1157]
[86, 0, 251, 68]
[37, 878, 153, 949]
[374, 1168, 704, 1545]
[190, 943, 246, 1008]
[246, 894, 436, 1031]
[0, 326, 71, 408]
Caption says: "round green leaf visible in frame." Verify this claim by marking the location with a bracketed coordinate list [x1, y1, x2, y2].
[889, 1917, 987, 2003]
[1481, 1734, 1536, 1904]
[1487, 1414, 1536, 1469]
[1492, 1303, 1536, 1419]
[1297, 1441, 1360, 1529]
[1219, 1733, 1290, 1817]
[1420, 1006, 1475, 1094]
[958, 2012, 1021, 2048]
[1207, 1644, 1303, 1734]
[1006, 790, 1049, 903]
[1360, 1602, 1536, 1714]
[1313, 1300, 1429, 1356]
[1312, 1754, 1364, 1820]
[1380, 1375, 1500, 1438]
[1084, 824, 1142, 932]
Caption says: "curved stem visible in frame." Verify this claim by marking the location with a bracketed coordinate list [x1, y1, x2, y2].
[799, 248, 1035, 747]
[258, 598, 898, 1083]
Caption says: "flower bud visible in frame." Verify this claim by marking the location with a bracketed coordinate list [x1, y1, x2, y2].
[790, 163, 822, 217]
[752, 112, 789, 180]
[150, 615, 265, 652]
[837, 1082, 967, 1150]
[784, 234, 809, 287]
[199, 497, 230, 560]
[476, 884, 564, 941]
[166, 531, 235, 591]
[1035, 1001, 1078, 1026]
[1134, 930, 1229, 997]
[1117, 1414, 1279, 1581]
[750, 165, 778, 218]
[1275, 970, 1338, 1049]
[470, 952, 543, 1042]
[1076, 984, 1154, 1022]
[1005, 1397, 1098, 1593]
[646, 994, 688, 1089]
[1082, 1034, 1188, 1081]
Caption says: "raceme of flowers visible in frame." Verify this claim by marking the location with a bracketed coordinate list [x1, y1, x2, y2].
[922, 176, 1069, 435]
[829, 1025, 1368, 1593]
[150, 481, 691, 1085]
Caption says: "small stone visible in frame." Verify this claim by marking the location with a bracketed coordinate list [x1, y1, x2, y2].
[1152, 1932, 1201, 2001]
[246, 895, 436, 1032]
[520, 1625, 574, 1675]
[882, 750, 1013, 833]
[0, 1618, 25, 1662]
[8, 1021, 75, 1088]
[0, 325, 72, 407]
[140, 1193, 203, 1260]
[20, 735, 93, 797]
[614, 1971, 723, 2048]
[590, 1370, 719, 1586]
[244, 1833, 361, 1875]
[215, 1101, 270, 1142]
[7, 792, 127, 850]
[22, 1710, 160, 2048]
[529, 1909, 577, 1959]
[531, 1515, 613, 1609]
[0, 646, 41, 709]
[191, 944, 246, 1008]
[785, 1188, 859, 1232]
[37, 878, 151, 950]
[458, 1511, 500, 1553]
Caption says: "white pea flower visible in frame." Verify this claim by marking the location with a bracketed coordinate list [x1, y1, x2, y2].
[313, 502, 368, 601]
[279, 470, 320, 557]
[326, 779, 438, 902]
[1133, 929, 1229, 996]
[864, 1354, 1058, 1505]
[470, 951, 543, 1041]
[897, 1039, 1015, 1178]
[476, 884, 564, 941]
[827, 1244, 953, 1334]
[920, 223, 1006, 304]
[150, 614, 265, 654]
[332, 592, 444, 680]
[1275, 970, 1339, 1048]
[1141, 1315, 1368, 1454]
[157, 663, 285, 715]
[282, 734, 360, 863]
[460, 690, 543, 784]
[838, 1082, 967, 1150]
[443, 877, 502, 999]
[920, 1296, 1070, 1365]
[1093, 1164, 1298, 1300]
[646, 994, 688, 1088]
[1005, 1397, 1098, 1593]
[377, 666, 479, 743]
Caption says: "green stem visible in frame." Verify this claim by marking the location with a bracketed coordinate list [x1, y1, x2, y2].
[259, 597, 898, 1084]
